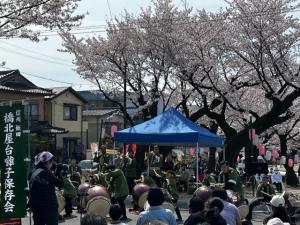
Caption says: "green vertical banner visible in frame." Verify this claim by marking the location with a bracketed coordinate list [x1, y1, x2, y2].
[0, 104, 27, 218]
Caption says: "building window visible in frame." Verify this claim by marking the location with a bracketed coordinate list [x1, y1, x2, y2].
[63, 104, 77, 121]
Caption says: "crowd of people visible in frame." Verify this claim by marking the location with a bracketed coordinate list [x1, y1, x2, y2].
[26, 145, 300, 225]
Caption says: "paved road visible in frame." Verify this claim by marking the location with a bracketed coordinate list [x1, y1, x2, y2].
[23, 185, 300, 225]
[22, 197, 269, 225]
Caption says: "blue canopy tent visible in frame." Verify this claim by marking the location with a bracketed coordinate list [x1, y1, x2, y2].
[114, 107, 223, 146]
[114, 107, 224, 183]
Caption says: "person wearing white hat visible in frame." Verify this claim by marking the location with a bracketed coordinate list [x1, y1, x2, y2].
[27, 151, 64, 225]
[263, 195, 290, 225]
[266, 217, 290, 225]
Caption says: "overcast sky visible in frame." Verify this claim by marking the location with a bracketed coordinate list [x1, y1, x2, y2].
[0, 0, 226, 90]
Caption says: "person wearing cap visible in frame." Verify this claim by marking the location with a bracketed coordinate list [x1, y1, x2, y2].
[218, 161, 244, 198]
[271, 168, 283, 193]
[263, 195, 290, 225]
[27, 151, 64, 225]
[246, 174, 276, 222]
[106, 165, 129, 220]
[136, 187, 176, 225]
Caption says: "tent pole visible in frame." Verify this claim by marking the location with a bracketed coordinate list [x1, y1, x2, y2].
[147, 145, 150, 176]
[196, 143, 199, 187]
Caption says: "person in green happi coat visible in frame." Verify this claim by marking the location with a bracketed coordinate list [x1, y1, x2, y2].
[218, 161, 243, 198]
[97, 145, 111, 172]
[202, 169, 217, 187]
[123, 148, 137, 194]
[165, 170, 182, 221]
[62, 170, 77, 217]
[106, 165, 129, 220]
[135, 171, 157, 187]
[146, 145, 164, 173]
[68, 158, 81, 187]
[90, 173, 108, 187]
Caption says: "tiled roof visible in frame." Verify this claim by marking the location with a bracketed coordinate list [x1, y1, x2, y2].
[0, 70, 52, 95]
[46, 86, 87, 103]
[83, 109, 118, 116]
[0, 85, 52, 95]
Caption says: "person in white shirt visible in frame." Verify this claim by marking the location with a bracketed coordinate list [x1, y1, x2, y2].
[271, 168, 283, 193]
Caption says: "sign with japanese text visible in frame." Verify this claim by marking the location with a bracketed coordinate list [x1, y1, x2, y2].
[0, 104, 27, 218]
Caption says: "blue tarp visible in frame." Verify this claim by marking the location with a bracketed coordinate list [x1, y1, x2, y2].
[114, 108, 224, 147]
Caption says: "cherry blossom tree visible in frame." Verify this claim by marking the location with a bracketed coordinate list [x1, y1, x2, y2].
[61, 0, 191, 125]
[0, 0, 83, 41]
[61, 0, 300, 165]
[171, 0, 300, 163]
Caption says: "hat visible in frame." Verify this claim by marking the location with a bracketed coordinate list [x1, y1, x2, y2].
[274, 167, 279, 171]
[270, 195, 285, 207]
[266, 217, 290, 225]
[34, 151, 53, 165]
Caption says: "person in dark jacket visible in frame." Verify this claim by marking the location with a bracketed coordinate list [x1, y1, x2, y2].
[28, 151, 64, 225]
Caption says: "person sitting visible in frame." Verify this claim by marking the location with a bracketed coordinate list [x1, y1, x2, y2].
[108, 204, 127, 225]
[212, 188, 242, 225]
[218, 161, 244, 198]
[246, 174, 276, 222]
[202, 169, 217, 187]
[266, 217, 290, 225]
[263, 195, 290, 225]
[271, 168, 283, 193]
[205, 197, 227, 225]
[184, 196, 206, 225]
[81, 213, 107, 225]
[136, 188, 176, 225]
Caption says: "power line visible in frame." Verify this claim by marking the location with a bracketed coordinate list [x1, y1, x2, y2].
[2, 66, 93, 87]
[0, 46, 73, 67]
[0, 40, 67, 62]
[18, 7, 300, 38]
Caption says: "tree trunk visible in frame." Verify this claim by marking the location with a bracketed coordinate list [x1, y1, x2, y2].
[208, 148, 216, 172]
[224, 129, 250, 164]
[207, 122, 218, 172]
